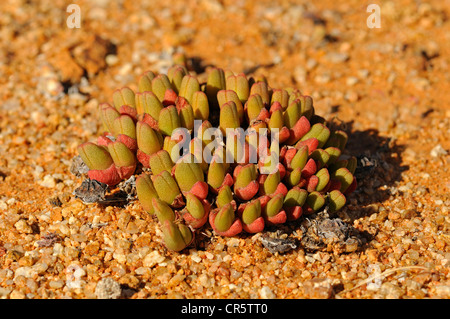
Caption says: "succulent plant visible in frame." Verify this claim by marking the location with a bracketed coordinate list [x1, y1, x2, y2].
[76, 59, 357, 252]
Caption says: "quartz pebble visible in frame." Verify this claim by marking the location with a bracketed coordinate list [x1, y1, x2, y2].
[95, 278, 122, 299]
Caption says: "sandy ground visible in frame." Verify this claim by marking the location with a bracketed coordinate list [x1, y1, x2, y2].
[0, 0, 449, 299]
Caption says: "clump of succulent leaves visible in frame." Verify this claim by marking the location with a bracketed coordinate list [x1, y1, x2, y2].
[77, 62, 357, 252]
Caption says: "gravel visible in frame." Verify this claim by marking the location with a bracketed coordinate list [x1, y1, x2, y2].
[0, 0, 448, 300]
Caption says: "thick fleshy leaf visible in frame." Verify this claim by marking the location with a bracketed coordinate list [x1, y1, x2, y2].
[86, 164, 121, 186]
[268, 108, 284, 130]
[300, 123, 330, 148]
[315, 168, 330, 192]
[249, 81, 270, 106]
[324, 130, 348, 151]
[324, 147, 341, 165]
[331, 167, 354, 193]
[135, 91, 163, 119]
[245, 94, 265, 123]
[285, 167, 302, 187]
[240, 199, 261, 225]
[346, 156, 357, 175]
[107, 141, 135, 168]
[78, 142, 113, 171]
[152, 170, 183, 207]
[219, 101, 240, 134]
[295, 137, 319, 154]
[167, 65, 187, 94]
[138, 71, 155, 92]
[217, 90, 244, 123]
[263, 193, 284, 218]
[112, 87, 136, 110]
[152, 198, 176, 223]
[151, 74, 172, 102]
[298, 95, 314, 120]
[289, 145, 308, 170]
[270, 89, 289, 111]
[113, 114, 136, 139]
[261, 171, 281, 195]
[310, 149, 330, 169]
[305, 191, 325, 212]
[207, 160, 227, 190]
[191, 91, 209, 121]
[226, 73, 249, 103]
[179, 74, 200, 105]
[184, 192, 206, 220]
[175, 96, 194, 130]
[174, 162, 204, 193]
[136, 121, 162, 155]
[234, 164, 257, 189]
[213, 203, 235, 232]
[161, 220, 192, 252]
[206, 68, 226, 107]
[283, 99, 301, 129]
[136, 174, 158, 214]
[99, 103, 120, 133]
[285, 116, 311, 145]
[216, 185, 234, 208]
[148, 150, 174, 175]
[163, 88, 178, 107]
[158, 105, 181, 136]
[328, 190, 346, 212]
[163, 134, 186, 163]
[283, 187, 308, 207]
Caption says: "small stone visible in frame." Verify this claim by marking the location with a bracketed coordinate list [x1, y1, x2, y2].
[9, 290, 26, 299]
[226, 238, 241, 248]
[95, 278, 122, 299]
[326, 52, 349, 64]
[306, 58, 317, 70]
[84, 241, 100, 255]
[294, 66, 307, 83]
[345, 90, 359, 102]
[259, 286, 275, 299]
[105, 54, 119, 66]
[167, 274, 186, 288]
[380, 282, 403, 298]
[143, 251, 165, 268]
[434, 285, 450, 298]
[0, 287, 11, 298]
[14, 267, 37, 279]
[39, 175, 56, 188]
[430, 144, 447, 157]
[14, 219, 33, 234]
[346, 76, 359, 86]
[315, 73, 331, 84]
[303, 278, 334, 299]
[357, 69, 370, 78]
[49, 280, 65, 289]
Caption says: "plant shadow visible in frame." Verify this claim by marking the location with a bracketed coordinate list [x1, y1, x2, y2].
[333, 119, 409, 221]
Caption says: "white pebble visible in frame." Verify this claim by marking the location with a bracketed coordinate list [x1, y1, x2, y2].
[39, 174, 56, 188]
[143, 251, 165, 268]
[14, 267, 37, 279]
[259, 286, 275, 299]
[191, 255, 202, 263]
[430, 144, 447, 157]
